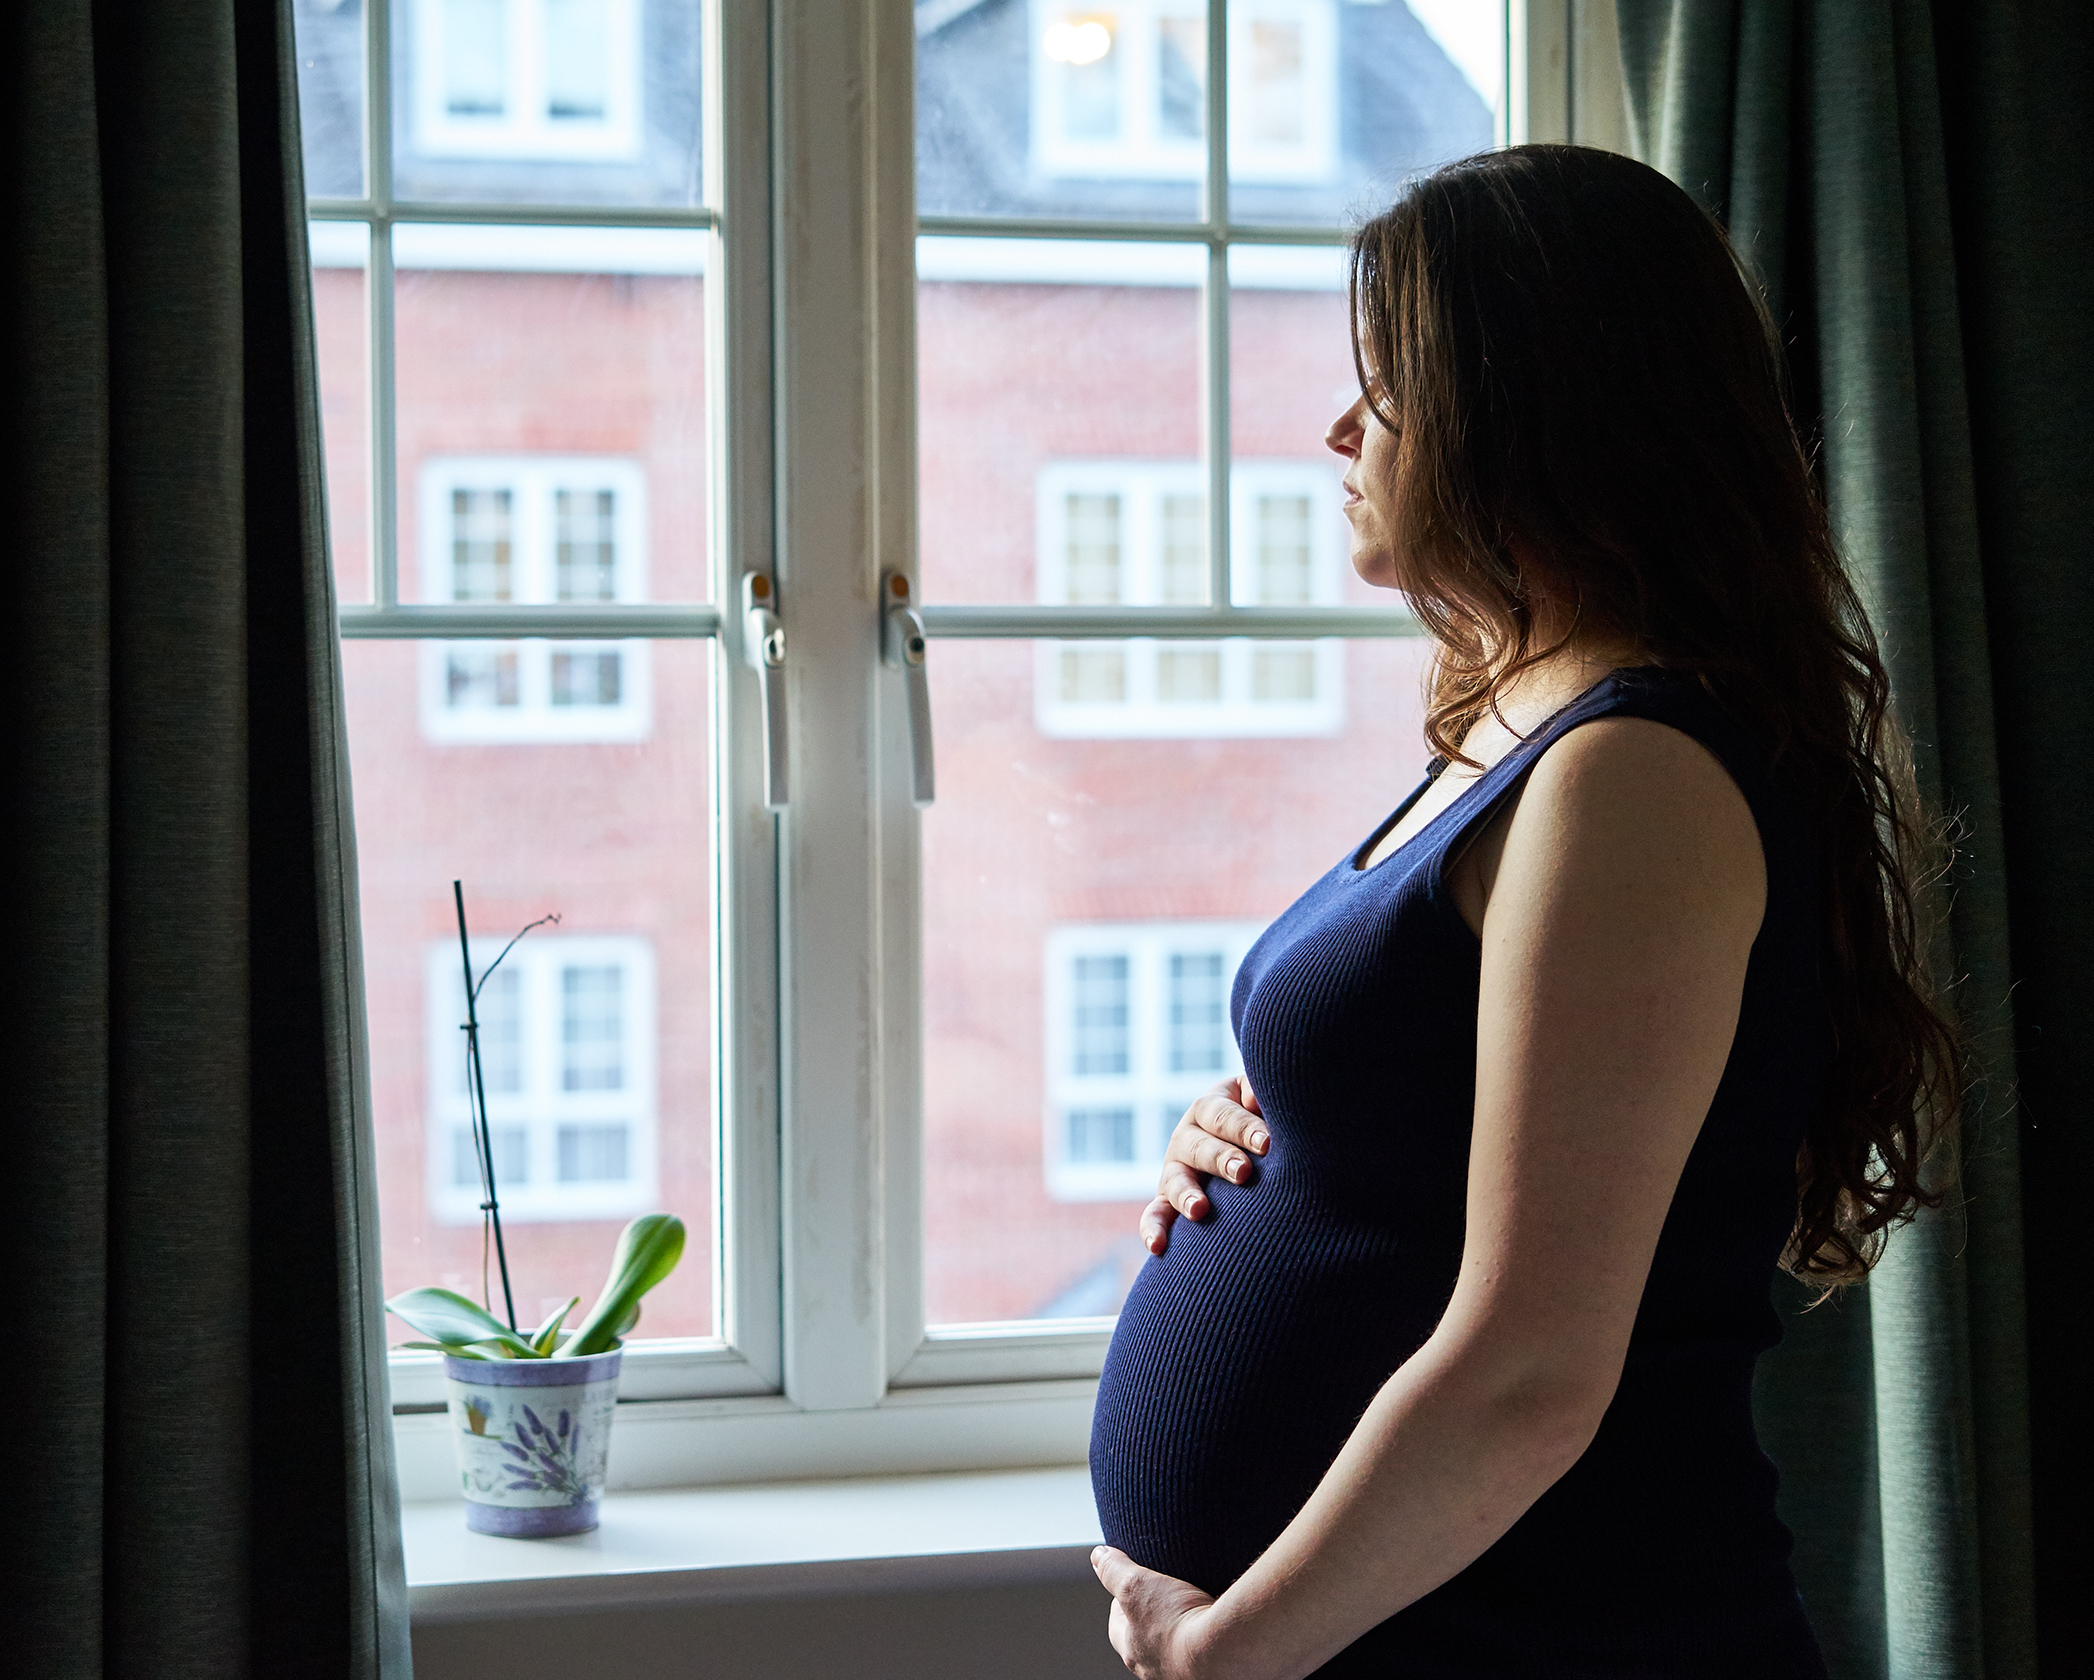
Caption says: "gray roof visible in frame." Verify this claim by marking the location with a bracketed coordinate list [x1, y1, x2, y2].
[917, 0, 1492, 227]
[292, 0, 1488, 223]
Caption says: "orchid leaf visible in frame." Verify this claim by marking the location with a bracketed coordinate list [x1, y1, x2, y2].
[386, 1286, 537, 1358]
[564, 1214, 685, 1356]
[395, 1340, 494, 1360]
[530, 1296, 582, 1356]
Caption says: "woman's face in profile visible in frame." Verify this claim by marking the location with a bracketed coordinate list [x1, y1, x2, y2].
[1325, 388, 1404, 593]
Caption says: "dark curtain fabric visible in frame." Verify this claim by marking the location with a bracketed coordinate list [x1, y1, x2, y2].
[1617, 2, 2092, 1677]
[0, 2, 411, 1676]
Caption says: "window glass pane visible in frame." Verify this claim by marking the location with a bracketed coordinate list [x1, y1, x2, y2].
[294, 0, 366, 199]
[920, 2, 1211, 225]
[309, 222, 372, 604]
[393, 224, 710, 606]
[919, 238, 1203, 605]
[921, 635, 1433, 1325]
[391, 0, 702, 209]
[1228, 244, 1395, 607]
[1228, 0, 1504, 228]
[442, 0, 508, 115]
[346, 637, 716, 1343]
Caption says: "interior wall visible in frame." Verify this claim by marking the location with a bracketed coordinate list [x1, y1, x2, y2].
[412, 1580, 1128, 1680]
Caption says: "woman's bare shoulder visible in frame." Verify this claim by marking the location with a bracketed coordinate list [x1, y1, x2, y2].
[1506, 714, 1766, 923]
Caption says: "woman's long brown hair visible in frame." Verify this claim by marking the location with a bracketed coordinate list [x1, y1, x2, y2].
[1350, 144, 1956, 1282]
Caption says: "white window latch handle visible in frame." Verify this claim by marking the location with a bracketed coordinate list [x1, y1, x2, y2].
[882, 574, 934, 807]
[743, 572, 788, 810]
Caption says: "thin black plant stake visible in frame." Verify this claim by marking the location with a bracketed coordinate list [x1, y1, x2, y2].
[453, 881, 560, 1335]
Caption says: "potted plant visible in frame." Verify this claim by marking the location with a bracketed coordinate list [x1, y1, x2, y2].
[388, 1212, 686, 1536]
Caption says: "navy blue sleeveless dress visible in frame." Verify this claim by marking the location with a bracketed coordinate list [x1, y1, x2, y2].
[1090, 668, 1832, 1677]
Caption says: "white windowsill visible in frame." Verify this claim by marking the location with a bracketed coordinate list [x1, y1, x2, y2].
[392, 1378, 1101, 1502]
[405, 1465, 1103, 1624]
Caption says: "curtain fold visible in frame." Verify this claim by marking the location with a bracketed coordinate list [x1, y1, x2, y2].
[1617, 2, 2091, 1676]
[0, 3, 411, 1676]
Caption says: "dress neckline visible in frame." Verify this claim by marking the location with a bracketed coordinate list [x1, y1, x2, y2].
[1348, 669, 1629, 877]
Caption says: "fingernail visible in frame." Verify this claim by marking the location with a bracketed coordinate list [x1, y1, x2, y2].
[1226, 1156, 1245, 1180]
[1249, 1131, 1269, 1152]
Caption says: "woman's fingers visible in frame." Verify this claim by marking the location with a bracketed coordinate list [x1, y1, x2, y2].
[1196, 1081, 1271, 1155]
[1158, 1161, 1208, 1220]
[1138, 1194, 1179, 1254]
[1143, 1079, 1274, 1252]
[1163, 1108, 1261, 1185]
[1091, 1546, 1215, 1678]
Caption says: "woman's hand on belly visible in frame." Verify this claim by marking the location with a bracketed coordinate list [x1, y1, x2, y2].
[1141, 1077, 1271, 1255]
[1092, 1545, 1222, 1680]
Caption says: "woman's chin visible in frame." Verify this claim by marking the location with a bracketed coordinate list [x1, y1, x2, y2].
[1348, 548, 1404, 594]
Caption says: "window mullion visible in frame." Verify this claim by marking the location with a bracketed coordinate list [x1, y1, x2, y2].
[772, 0, 908, 1413]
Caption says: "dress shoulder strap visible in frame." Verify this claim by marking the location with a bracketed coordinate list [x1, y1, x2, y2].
[1427, 667, 1779, 882]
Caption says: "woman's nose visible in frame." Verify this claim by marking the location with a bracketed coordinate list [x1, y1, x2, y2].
[1325, 395, 1366, 459]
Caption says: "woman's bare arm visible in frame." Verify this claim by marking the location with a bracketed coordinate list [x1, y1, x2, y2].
[1094, 718, 1767, 1680]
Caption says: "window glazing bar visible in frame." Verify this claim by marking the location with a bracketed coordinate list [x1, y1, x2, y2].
[920, 605, 1419, 639]
[916, 216, 1345, 247]
[309, 200, 718, 231]
[338, 604, 723, 639]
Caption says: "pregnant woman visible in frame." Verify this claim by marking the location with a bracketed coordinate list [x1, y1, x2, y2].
[1087, 145, 1956, 1679]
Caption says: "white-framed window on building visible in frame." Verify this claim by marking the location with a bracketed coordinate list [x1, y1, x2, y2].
[1033, 459, 1348, 737]
[425, 934, 659, 1224]
[417, 456, 653, 743]
[1044, 921, 1263, 1201]
[1030, 0, 1338, 184]
[411, 0, 645, 162]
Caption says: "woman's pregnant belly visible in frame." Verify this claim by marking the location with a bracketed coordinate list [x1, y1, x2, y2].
[1089, 1173, 1460, 1597]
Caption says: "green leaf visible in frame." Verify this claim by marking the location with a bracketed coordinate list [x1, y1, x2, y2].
[395, 1340, 493, 1360]
[385, 1287, 538, 1358]
[564, 1214, 685, 1356]
[530, 1295, 582, 1356]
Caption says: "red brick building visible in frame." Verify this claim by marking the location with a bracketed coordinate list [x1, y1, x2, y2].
[295, 0, 1490, 1341]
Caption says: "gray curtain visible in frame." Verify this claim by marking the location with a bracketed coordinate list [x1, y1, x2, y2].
[1617, 2, 2092, 1677]
[0, 2, 411, 1676]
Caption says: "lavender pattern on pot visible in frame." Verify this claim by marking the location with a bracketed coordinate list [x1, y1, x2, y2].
[446, 1368, 618, 1509]
[501, 1405, 588, 1502]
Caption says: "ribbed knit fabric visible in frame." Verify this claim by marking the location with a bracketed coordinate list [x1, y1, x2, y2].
[1090, 668, 1832, 1677]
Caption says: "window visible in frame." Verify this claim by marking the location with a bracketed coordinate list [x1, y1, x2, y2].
[425, 935, 658, 1222]
[412, 0, 644, 161]
[294, 0, 1548, 1491]
[1045, 923, 1262, 1200]
[1033, 459, 1347, 737]
[1030, 0, 1339, 183]
[416, 457, 652, 743]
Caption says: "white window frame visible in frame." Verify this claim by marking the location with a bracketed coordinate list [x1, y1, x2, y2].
[1043, 921, 1262, 1200]
[1033, 458, 1347, 738]
[305, 0, 1612, 1493]
[1028, 0, 1340, 184]
[410, 0, 645, 162]
[416, 455, 653, 743]
[424, 934, 660, 1223]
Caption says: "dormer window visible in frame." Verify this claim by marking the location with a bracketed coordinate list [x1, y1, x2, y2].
[1030, 0, 1337, 184]
[413, 0, 642, 161]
